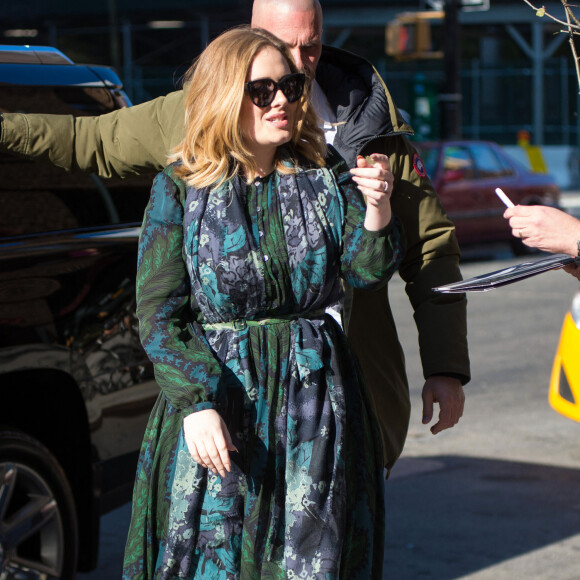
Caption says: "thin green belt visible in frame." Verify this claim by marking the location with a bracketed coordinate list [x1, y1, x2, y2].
[201, 309, 328, 331]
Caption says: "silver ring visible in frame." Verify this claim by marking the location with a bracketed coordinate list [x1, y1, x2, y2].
[519, 229, 524, 239]
[382, 180, 388, 193]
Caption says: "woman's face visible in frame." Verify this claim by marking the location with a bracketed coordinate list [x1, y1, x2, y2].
[240, 46, 298, 163]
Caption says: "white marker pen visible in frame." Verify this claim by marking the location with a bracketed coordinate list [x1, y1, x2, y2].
[495, 187, 515, 208]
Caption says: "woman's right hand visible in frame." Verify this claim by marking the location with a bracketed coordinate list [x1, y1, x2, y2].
[183, 409, 237, 477]
[349, 153, 393, 231]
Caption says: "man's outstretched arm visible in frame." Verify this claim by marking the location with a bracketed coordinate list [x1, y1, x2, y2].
[0, 90, 186, 179]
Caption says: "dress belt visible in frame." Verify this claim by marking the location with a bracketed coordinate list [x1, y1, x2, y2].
[201, 309, 328, 331]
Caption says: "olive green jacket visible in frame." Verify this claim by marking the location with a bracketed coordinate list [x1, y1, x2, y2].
[0, 46, 470, 473]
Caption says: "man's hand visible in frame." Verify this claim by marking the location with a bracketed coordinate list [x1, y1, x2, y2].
[422, 376, 465, 435]
[504, 205, 580, 257]
[563, 262, 580, 281]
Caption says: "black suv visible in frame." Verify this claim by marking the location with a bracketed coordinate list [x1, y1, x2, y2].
[0, 46, 156, 577]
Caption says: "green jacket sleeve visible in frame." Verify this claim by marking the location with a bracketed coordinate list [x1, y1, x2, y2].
[0, 90, 186, 179]
[362, 134, 470, 384]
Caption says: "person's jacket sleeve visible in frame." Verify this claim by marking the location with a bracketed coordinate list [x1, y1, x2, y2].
[0, 90, 186, 179]
[363, 134, 470, 384]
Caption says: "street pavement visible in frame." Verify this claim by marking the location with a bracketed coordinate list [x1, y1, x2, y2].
[382, 252, 580, 579]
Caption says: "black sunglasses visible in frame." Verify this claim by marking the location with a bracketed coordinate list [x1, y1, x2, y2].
[245, 73, 306, 108]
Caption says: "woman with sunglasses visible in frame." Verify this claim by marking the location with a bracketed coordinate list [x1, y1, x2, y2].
[123, 25, 403, 580]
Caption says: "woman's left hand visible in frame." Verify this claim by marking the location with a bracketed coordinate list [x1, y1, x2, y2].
[350, 153, 393, 231]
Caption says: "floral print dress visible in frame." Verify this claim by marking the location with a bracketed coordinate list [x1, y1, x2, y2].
[122, 149, 404, 580]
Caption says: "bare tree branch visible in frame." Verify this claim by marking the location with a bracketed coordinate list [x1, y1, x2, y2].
[563, 1, 580, 92]
[522, 0, 580, 29]
[567, 2, 580, 26]
[522, 0, 580, 91]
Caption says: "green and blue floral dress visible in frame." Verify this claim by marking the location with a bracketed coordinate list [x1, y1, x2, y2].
[123, 149, 404, 579]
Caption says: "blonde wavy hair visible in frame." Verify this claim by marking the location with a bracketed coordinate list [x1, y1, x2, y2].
[170, 25, 327, 188]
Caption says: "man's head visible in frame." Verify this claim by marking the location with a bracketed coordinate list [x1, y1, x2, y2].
[252, 0, 323, 78]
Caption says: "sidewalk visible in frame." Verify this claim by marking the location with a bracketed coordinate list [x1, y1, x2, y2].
[383, 456, 580, 580]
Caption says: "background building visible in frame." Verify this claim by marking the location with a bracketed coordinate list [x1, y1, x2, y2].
[2, 0, 579, 149]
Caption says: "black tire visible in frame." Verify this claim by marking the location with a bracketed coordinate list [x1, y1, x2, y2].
[0, 430, 78, 579]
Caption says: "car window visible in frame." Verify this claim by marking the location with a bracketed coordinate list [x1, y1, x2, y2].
[443, 146, 476, 179]
[0, 85, 117, 116]
[0, 154, 151, 237]
[469, 143, 514, 178]
[0, 85, 151, 238]
[495, 149, 516, 176]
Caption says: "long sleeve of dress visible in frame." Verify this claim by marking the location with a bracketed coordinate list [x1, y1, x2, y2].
[329, 151, 405, 290]
[136, 169, 224, 413]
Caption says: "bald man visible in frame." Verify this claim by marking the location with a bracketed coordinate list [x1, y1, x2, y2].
[0, 0, 470, 474]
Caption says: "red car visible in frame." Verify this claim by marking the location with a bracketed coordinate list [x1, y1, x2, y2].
[417, 140, 561, 253]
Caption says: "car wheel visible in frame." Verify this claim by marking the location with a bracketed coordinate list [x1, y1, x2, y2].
[0, 430, 78, 579]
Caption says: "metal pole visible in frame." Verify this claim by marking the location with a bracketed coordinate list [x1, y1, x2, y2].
[562, 57, 570, 145]
[200, 15, 210, 51]
[108, 0, 120, 70]
[472, 58, 480, 140]
[122, 21, 133, 102]
[440, 0, 462, 139]
[47, 22, 58, 48]
[532, 20, 544, 144]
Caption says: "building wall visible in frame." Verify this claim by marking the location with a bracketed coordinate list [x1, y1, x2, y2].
[2, 1, 578, 147]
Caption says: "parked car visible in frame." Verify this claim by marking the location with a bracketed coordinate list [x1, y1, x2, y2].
[416, 140, 561, 254]
[549, 287, 580, 422]
[0, 45, 156, 578]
